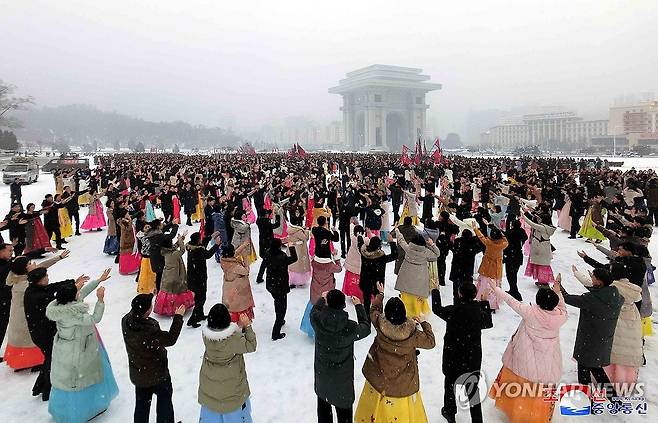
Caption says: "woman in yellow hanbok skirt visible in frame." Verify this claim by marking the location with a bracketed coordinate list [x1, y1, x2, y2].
[52, 195, 73, 239]
[191, 192, 203, 223]
[354, 292, 434, 423]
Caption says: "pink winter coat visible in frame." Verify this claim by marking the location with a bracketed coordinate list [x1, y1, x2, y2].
[495, 287, 568, 384]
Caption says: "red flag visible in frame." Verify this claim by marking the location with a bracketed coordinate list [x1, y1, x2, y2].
[297, 143, 307, 157]
[400, 145, 411, 165]
[432, 148, 442, 164]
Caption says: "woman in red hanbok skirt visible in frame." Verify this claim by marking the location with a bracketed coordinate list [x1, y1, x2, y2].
[24, 203, 52, 254]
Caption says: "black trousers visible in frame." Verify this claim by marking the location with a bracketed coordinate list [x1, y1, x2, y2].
[185, 212, 193, 226]
[361, 283, 375, 317]
[317, 396, 352, 423]
[577, 363, 619, 401]
[443, 372, 483, 423]
[134, 378, 175, 423]
[257, 253, 269, 282]
[271, 293, 287, 337]
[162, 209, 173, 223]
[505, 261, 521, 297]
[70, 210, 80, 234]
[339, 226, 350, 256]
[570, 214, 581, 237]
[155, 271, 163, 292]
[45, 224, 62, 248]
[437, 257, 447, 285]
[32, 337, 54, 398]
[392, 202, 401, 222]
[0, 286, 11, 353]
[188, 281, 207, 324]
[649, 207, 658, 226]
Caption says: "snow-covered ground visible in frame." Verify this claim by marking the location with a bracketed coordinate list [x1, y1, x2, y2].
[0, 160, 656, 423]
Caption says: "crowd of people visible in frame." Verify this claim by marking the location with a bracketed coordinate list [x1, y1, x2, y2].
[0, 152, 655, 423]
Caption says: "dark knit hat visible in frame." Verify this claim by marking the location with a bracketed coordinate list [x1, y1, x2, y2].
[384, 297, 407, 325]
[327, 289, 346, 310]
[208, 303, 231, 330]
[131, 293, 154, 315]
[27, 267, 47, 284]
[536, 288, 559, 311]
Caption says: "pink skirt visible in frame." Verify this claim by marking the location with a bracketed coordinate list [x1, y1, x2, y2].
[604, 364, 639, 396]
[476, 275, 500, 309]
[289, 271, 311, 287]
[524, 262, 554, 285]
[341, 271, 363, 301]
[119, 252, 141, 275]
[81, 203, 107, 230]
[153, 290, 195, 316]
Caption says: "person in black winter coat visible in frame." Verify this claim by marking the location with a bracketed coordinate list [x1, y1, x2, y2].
[359, 235, 397, 315]
[202, 197, 216, 245]
[41, 194, 64, 249]
[24, 266, 81, 401]
[432, 283, 487, 423]
[560, 267, 624, 402]
[180, 183, 197, 226]
[122, 294, 185, 423]
[62, 185, 89, 236]
[185, 231, 220, 328]
[265, 239, 298, 340]
[579, 241, 646, 310]
[310, 289, 370, 423]
[338, 200, 356, 258]
[255, 210, 281, 283]
[449, 231, 482, 303]
[312, 216, 339, 259]
[503, 218, 528, 301]
[10, 178, 22, 207]
[568, 188, 586, 238]
[146, 219, 179, 291]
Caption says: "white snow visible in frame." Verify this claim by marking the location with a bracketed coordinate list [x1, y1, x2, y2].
[0, 160, 656, 422]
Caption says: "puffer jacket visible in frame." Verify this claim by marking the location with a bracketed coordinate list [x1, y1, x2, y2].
[198, 323, 257, 414]
[495, 287, 568, 384]
[46, 279, 104, 391]
[522, 213, 556, 266]
[394, 233, 439, 298]
[160, 237, 188, 294]
[361, 295, 435, 397]
[609, 279, 643, 367]
[220, 257, 254, 313]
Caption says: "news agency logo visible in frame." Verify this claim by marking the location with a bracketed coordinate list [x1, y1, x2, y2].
[559, 385, 596, 416]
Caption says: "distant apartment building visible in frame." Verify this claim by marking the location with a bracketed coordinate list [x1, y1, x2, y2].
[608, 101, 658, 150]
[481, 111, 608, 150]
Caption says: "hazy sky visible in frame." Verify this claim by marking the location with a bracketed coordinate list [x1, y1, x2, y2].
[2, 0, 657, 138]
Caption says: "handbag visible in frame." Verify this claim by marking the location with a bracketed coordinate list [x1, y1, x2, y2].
[479, 300, 494, 329]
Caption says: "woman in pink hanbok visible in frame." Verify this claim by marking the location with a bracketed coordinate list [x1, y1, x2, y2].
[80, 191, 107, 231]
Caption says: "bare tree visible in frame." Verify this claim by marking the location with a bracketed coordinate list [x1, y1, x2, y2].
[0, 79, 35, 128]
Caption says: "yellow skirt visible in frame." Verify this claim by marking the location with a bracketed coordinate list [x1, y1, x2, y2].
[53, 209, 73, 239]
[78, 192, 92, 206]
[355, 380, 428, 423]
[191, 205, 201, 223]
[399, 205, 420, 225]
[642, 317, 653, 337]
[137, 258, 156, 294]
[400, 292, 430, 318]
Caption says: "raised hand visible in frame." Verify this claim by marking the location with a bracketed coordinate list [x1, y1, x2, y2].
[96, 286, 105, 301]
[376, 282, 385, 293]
[98, 268, 112, 282]
[174, 304, 186, 315]
[75, 275, 90, 290]
[351, 296, 362, 306]
[571, 265, 578, 274]
[577, 250, 587, 258]
[60, 249, 70, 259]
